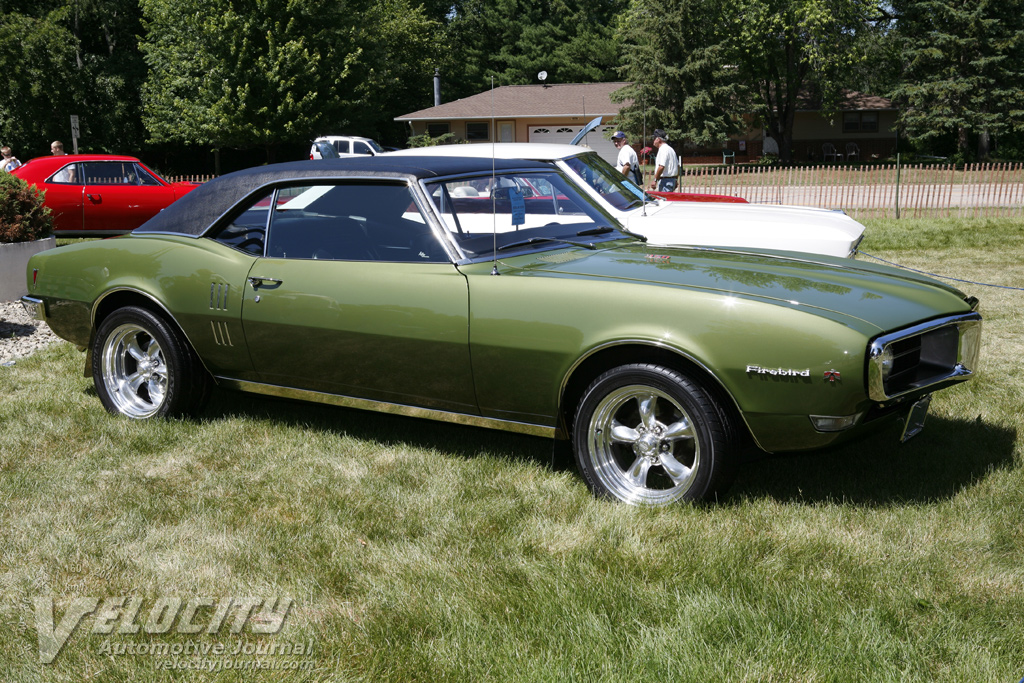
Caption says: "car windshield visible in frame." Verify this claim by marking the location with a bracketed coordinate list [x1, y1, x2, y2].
[562, 153, 653, 212]
[423, 170, 631, 260]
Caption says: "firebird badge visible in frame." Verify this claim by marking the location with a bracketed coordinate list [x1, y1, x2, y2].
[745, 365, 810, 377]
[824, 370, 842, 382]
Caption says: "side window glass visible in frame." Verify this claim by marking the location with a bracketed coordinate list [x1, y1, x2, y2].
[81, 162, 113, 185]
[353, 141, 371, 155]
[48, 163, 81, 185]
[135, 164, 162, 186]
[209, 189, 273, 255]
[266, 183, 447, 262]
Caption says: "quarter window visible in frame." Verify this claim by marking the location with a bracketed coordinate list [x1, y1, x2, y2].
[47, 163, 82, 184]
[210, 189, 274, 256]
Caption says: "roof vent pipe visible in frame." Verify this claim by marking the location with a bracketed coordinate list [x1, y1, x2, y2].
[434, 68, 441, 107]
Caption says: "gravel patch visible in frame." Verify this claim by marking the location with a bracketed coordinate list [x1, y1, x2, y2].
[0, 300, 63, 365]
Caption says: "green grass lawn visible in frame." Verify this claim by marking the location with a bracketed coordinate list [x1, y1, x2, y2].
[2, 218, 1023, 682]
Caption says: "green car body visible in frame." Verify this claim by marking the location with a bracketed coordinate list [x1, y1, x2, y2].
[22, 157, 982, 504]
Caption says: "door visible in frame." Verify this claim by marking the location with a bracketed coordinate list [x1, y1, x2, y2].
[498, 120, 515, 142]
[81, 161, 178, 232]
[239, 181, 477, 413]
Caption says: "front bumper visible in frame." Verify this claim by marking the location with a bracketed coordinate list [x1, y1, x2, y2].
[21, 296, 46, 322]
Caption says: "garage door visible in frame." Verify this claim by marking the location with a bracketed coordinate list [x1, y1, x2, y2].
[528, 125, 619, 166]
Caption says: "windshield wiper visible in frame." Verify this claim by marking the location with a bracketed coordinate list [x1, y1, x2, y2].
[575, 226, 615, 237]
[577, 224, 647, 242]
[497, 236, 597, 252]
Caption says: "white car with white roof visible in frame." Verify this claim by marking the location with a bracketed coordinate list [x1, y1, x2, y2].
[391, 142, 865, 258]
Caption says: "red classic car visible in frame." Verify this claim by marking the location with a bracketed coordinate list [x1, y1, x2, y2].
[648, 190, 748, 203]
[12, 154, 200, 236]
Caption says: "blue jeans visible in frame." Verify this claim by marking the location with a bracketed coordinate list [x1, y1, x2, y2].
[657, 177, 677, 192]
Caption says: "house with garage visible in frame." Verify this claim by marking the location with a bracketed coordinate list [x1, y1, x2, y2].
[396, 82, 898, 165]
[395, 82, 629, 166]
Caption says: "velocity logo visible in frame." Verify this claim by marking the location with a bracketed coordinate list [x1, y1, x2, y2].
[33, 596, 292, 664]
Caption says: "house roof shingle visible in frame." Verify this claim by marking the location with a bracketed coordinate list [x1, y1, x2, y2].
[396, 82, 632, 121]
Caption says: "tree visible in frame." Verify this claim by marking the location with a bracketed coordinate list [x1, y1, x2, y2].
[440, 0, 626, 99]
[0, 0, 145, 157]
[139, 0, 443, 156]
[614, 0, 880, 163]
[0, 10, 81, 156]
[890, 0, 1024, 161]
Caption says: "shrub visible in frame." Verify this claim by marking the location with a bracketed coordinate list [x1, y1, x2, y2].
[406, 132, 463, 147]
[0, 172, 52, 243]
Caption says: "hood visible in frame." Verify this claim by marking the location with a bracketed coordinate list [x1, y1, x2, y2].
[624, 200, 866, 258]
[570, 117, 603, 145]
[511, 242, 972, 333]
[632, 200, 864, 238]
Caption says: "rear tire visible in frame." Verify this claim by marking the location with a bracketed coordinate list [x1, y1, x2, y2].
[572, 364, 735, 504]
[92, 306, 211, 419]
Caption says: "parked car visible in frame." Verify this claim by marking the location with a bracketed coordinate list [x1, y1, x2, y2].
[21, 156, 982, 504]
[648, 188, 748, 203]
[391, 143, 864, 258]
[11, 154, 200, 236]
[309, 135, 385, 159]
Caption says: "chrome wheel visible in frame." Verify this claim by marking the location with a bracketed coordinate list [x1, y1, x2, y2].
[586, 385, 700, 504]
[573, 364, 733, 505]
[100, 323, 168, 418]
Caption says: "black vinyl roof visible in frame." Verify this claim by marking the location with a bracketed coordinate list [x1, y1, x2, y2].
[135, 155, 553, 237]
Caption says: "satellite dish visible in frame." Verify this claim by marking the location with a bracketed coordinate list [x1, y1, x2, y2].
[538, 71, 548, 82]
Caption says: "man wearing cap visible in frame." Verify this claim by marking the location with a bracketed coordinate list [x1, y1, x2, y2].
[649, 129, 679, 192]
[611, 131, 641, 185]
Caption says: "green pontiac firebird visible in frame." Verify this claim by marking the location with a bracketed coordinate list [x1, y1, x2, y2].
[21, 157, 983, 505]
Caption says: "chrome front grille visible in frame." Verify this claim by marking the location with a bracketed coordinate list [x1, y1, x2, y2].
[867, 312, 982, 401]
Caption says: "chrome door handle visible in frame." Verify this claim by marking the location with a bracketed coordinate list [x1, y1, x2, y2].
[247, 276, 283, 289]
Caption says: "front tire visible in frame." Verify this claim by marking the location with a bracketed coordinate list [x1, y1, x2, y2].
[572, 364, 735, 505]
[92, 306, 210, 419]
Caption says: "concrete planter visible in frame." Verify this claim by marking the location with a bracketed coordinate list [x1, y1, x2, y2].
[0, 237, 56, 302]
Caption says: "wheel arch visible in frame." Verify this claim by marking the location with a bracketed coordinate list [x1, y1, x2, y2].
[558, 341, 752, 447]
[85, 288, 210, 379]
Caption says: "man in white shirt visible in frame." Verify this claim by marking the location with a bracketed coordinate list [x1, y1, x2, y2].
[649, 129, 679, 192]
[1, 146, 21, 172]
[611, 131, 641, 185]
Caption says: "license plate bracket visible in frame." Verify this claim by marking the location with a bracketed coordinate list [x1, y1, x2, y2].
[900, 394, 932, 443]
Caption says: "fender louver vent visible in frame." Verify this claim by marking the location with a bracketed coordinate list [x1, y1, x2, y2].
[210, 283, 229, 311]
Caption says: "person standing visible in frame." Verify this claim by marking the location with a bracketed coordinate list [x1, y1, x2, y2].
[611, 131, 641, 185]
[1, 146, 22, 172]
[648, 129, 679, 192]
[51, 141, 67, 155]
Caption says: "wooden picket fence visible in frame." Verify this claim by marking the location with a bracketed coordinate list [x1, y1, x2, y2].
[166, 174, 218, 184]
[168, 163, 1024, 219]
[674, 162, 1024, 218]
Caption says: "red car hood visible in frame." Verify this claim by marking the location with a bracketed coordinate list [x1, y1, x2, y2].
[649, 190, 748, 203]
